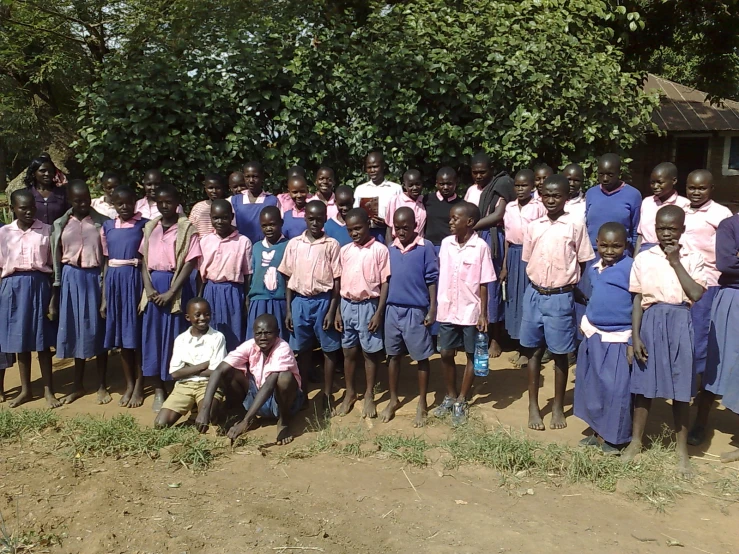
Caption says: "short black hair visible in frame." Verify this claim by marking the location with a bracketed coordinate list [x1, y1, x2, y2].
[515, 169, 535, 181]
[156, 183, 179, 200]
[437, 166, 457, 179]
[305, 199, 327, 215]
[345, 207, 370, 225]
[470, 151, 491, 167]
[112, 185, 136, 201]
[210, 199, 232, 214]
[335, 185, 354, 200]
[101, 171, 120, 183]
[186, 297, 210, 312]
[393, 206, 416, 225]
[68, 179, 90, 195]
[656, 204, 686, 225]
[254, 313, 278, 330]
[260, 205, 282, 222]
[597, 222, 627, 242]
[242, 161, 264, 174]
[203, 173, 224, 185]
[11, 188, 35, 206]
[653, 162, 678, 180]
[543, 174, 570, 194]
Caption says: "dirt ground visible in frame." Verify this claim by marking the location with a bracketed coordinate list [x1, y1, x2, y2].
[1, 350, 738, 554]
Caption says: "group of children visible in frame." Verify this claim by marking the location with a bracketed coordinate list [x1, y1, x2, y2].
[2, 150, 739, 472]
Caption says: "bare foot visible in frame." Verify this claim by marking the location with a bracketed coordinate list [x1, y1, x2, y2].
[152, 390, 165, 413]
[61, 389, 86, 405]
[119, 386, 133, 407]
[44, 391, 62, 409]
[549, 406, 567, 430]
[96, 387, 112, 405]
[720, 448, 739, 463]
[127, 385, 145, 408]
[513, 355, 528, 369]
[508, 351, 521, 364]
[362, 395, 377, 419]
[528, 404, 545, 431]
[379, 398, 400, 423]
[334, 394, 356, 417]
[0, 391, 5, 403]
[276, 422, 294, 445]
[621, 441, 642, 463]
[677, 455, 694, 479]
[321, 394, 333, 419]
[9, 390, 31, 408]
[488, 340, 502, 358]
[413, 403, 427, 428]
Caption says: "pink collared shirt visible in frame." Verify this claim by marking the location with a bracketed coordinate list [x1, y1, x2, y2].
[61, 215, 104, 268]
[392, 235, 426, 254]
[385, 193, 426, 237]
[565, 195, 586, 222]
[278, 232, 341, 296]
[600, 182, 626, 195]
[437, 233, 496, 326]
[315, 194, 338, 220]
[276, 192, 293, 213]
[522, 213, 595, 288]
[436, 191, 458, 202]
[629, 245, 706, 308]
[134, 198, 184, 220]
[637, 192, 690, 244]
[503, 199, 547, 245]
[464, 185, 484, 206]
[100, 214, 143, 256]
[199, 231, 253, 284]
[0, 220, 52, 278]
[224, 338, 301, 390]
[339, 238, 391, 301]
[91, 197, 118, 219]
[140, 221, 202, 272]
[188, 200, 215, 238]
[682, 200, 732, 287]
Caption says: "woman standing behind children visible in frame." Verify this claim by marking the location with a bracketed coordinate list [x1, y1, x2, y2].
[24, 156, 68, 225]
[101, 186, 147, 408]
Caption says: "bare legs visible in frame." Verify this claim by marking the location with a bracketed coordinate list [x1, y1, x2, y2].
[336, 347, 381, 418]
[62, 352, 111, 405]
[8, 351, 59, 408]
[526, 348, 568, 430]
[119, 348, 144, 408]
[381, 356, 430, 427]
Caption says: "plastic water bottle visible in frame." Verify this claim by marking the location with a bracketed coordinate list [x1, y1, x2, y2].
[473, 332, 489, 377]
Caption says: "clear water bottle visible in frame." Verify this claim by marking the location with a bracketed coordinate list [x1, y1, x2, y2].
[473, 332, 489, 377]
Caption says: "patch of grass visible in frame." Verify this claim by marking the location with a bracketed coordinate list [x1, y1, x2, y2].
[375, 434, 429, 467]
[0, 500, 63, 553]
[283, 418, 368, 459]
[0, 409, 59, 441]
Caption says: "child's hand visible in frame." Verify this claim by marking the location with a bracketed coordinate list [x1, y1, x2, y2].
[322, 312, 334, 331]
[244, 298, 250, 313]
[476, 315, 486, 332]
[146, 288, 158, 302]
[664, 244, 682, 267]
[633, 338, 648, 363]
[194, 411, 210, 433]
[574, 287, 589, 306]
[155, 290, 174, 306]
[227, 419, 250, 441]
[47, 301, 58, 321]
[424, 308, 436, 327]
[285, 311, 293, 332]
[627, 345, 634, 365]
[99, 300, 107, 320]
[367, 312, 383, 332]
[498, 267, 508, 283]
[334, 312, 343, 333]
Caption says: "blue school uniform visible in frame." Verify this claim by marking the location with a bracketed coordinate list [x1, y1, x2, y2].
[247, 237, 289, 341]
[102, 217, 147, 350]
[574, 256, 634, 445]
[324, 218, 385, 247]
[384, 238, 438, 361]
[484, 227, 505, 324]
[282, 210, 307, 240]
[504, 243, 528, 340]
[230, 193, 279, 244]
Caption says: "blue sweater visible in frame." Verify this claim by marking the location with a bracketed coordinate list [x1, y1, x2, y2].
[585, 255, 634, 331]
[387, 239, 439, 308]
[324, 218, 385, 247]
[249, 238, 289, 300]
[585, 183, 642, 250]
[717, 214, 739, 289]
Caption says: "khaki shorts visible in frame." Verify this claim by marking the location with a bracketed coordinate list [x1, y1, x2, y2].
[161, 380, 224, 416]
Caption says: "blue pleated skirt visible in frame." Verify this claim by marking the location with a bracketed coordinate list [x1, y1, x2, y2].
[504, 244, 528, 340]
[704, 288, 739, 413]
[631, 303, 695, 402]
[56, 265, 104, 359]
[141, 270, 192, 381]
[203, 280, 245, 352]
[482, 228, 505, 323]
[690, 285, 718, 375]
[104, 265, 143, 350]
[246, 298, 289, 341]
[0, 271, 55, 353]
[574, 332, 632, 444]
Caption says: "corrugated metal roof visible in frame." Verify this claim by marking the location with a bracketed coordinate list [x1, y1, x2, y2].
[646, 73, 739, 132]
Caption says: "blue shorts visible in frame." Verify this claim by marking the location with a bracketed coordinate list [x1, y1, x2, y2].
[519, 286, 576, 355]
[340, 298, 384, 353]
[384, 304, 434, 361]
[289, 293, 341, 353]
[242, 376, 305, 419]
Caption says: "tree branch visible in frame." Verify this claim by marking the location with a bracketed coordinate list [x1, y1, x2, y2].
[15, 0, 105, 28]
[4, 17, 88, 45]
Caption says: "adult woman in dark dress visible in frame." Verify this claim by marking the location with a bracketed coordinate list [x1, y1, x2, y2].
[24, 157, 68, 225]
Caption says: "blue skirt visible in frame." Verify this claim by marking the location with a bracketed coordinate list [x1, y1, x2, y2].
[704, 288, 739, 411]
[246, 298, 288, 341]
[56, 265, 104, 359]
[104, 265, 143, 350]
[690, 285, 718, 375]
[0, 271, 55, 353]
[203, 280, 245, 352]
[631, 303, 695, 402]
[141, 270, 192, 381]
[504, 244, 528, 340]
[574, 333, 632, 444]
[575, 256, 599, 342]
[482, 228, 505, 323]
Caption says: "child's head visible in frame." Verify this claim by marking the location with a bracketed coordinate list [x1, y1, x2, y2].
[100, 172, 121, 200]
[142, 169, 163, 199]
[68, 180, 92, 219]
[364, 150, 385, 184]
[210, 199, 234, 237]
[470, 152, 493, 189]
[596, 222, 627, 266]
[287, 165, 306, 179]
[111, 185, 137, 221]
[203, 173, 226, 202]
[287, 175, 310, 210]
[513, 169, 535, 201]
[253, 313, 280, 353]
[541, 174, 569, 217]
[597, 154, 621, 191]
[562, 163, 584, 199]
[242, 161, 265, 195]
[533, 164, 553, 193]
[228, 171, 246, 196]
[260, 206, 283, 243]
[686, 169, 714, 208]
[449, 202, 479, 239]
[402, 169, 423, 200]
[345, 208, 371, 245]
[649, 162, 678, 200]
[393, 207, 417, 246]
[10, 189, 36, 225]
[156, 184, 180, 220]
[315, 167, 335, 198]
[304, 200, 327, 238]
[334, 185, 354, 219]
[436, 167, 458, 199]
[655, 205, 686, 249]
[185, 297, 212, 334]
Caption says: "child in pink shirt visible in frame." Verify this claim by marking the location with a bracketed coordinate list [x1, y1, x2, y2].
[636, 162, 690, 253]
[194, 314, 304, 445]
[0, 189, 58, 408]
[135, 169, 184, 220]
[189, 173, 227, 238]
[385, 169, 426, 242]
[433, 202, 496, 426]
[281, 175, 312, 239]
[314, 166, 339, 220]
[334, 208, 391, 419]
[91, 171, 121, 219]
[563, 163, 586, 222]
[227, 171, 246, 198]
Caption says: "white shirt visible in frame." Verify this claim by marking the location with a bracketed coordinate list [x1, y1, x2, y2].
[565, 194, 586, 223]
[91, 197, 118, 219]
[353, 179, 402, 222]
[169, 327, 228, 382]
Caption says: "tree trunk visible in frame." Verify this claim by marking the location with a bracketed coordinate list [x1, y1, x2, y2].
[0, 146, 7, 191]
